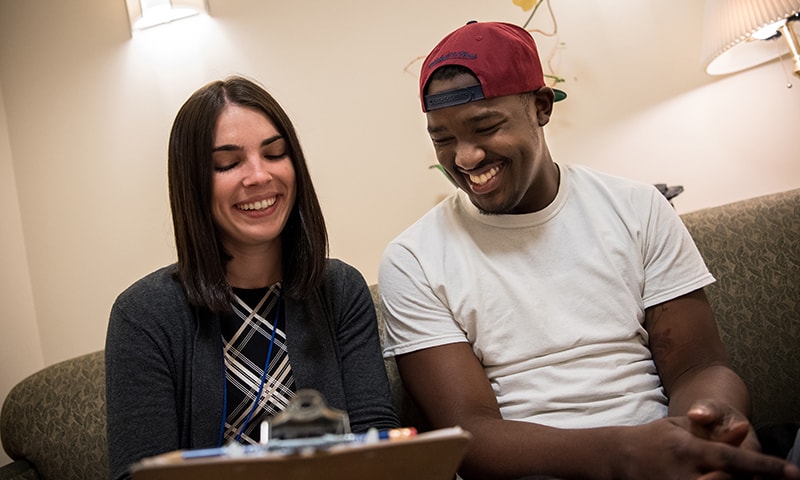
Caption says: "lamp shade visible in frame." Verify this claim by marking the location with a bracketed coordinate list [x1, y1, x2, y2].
[702, 0, 800, 75]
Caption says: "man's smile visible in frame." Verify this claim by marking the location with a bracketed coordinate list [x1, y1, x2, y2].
[469, 165, 501, 186]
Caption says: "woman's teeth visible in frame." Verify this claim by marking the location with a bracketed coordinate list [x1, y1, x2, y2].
[238, 197, 276, 211]
[470, 166, 499, 186]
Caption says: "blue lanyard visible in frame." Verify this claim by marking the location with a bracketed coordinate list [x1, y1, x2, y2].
[218, 298, 281, 446]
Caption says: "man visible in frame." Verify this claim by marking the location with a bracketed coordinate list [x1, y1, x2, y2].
[379, 21, 800, 480]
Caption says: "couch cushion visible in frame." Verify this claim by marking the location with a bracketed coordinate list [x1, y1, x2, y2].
[370, 285, 431, 432]
[681, 188, 800, 426]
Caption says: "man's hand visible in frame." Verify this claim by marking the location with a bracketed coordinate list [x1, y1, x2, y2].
[687, 398, 756, 448]
[613, 415, 800, 480]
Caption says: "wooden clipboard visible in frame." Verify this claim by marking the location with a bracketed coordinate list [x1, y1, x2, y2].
[130, 427, 471, 480]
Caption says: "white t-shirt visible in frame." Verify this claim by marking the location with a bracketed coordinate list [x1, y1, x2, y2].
[379, 164, 714, 428]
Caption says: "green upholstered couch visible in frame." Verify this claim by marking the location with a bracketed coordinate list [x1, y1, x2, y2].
[2, 188, 798, 480]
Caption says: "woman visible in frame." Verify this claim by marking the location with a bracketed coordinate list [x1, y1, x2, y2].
[105, 76, 398, 480]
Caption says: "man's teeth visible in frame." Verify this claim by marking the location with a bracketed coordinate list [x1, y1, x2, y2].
[238, 197, 276, 211]
[470, 166, 500, 186]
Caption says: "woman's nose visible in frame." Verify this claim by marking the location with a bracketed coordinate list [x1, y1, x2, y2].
[242, 157, 272, 186]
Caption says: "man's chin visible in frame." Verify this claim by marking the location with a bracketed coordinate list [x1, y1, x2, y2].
[469, 196, 508, 216]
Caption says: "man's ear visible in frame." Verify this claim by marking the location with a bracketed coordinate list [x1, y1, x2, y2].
[533, 87, 555, 126]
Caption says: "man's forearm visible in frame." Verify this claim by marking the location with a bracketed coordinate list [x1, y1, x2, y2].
[456, 417, 625, 479]
[665, 364, 752, 418]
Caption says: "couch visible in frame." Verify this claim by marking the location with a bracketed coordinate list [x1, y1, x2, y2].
[2, 188, 798, 480]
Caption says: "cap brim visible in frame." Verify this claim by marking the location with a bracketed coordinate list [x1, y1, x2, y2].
[554, 89, 567, 102]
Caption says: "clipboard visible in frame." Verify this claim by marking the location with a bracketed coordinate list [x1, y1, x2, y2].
[130, 426, 471, 480]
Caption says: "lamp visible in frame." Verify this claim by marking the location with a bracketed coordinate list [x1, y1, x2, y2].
[125, 0, 208, 32]
[702, 0, 800, 77]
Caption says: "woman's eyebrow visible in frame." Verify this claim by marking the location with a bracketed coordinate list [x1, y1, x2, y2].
[211, 144, 240, 153]
[212, 135, 284, 152]
[261, 135, 284, 147]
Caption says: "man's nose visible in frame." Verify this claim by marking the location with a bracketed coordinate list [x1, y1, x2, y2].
[454, 142, 486, 172]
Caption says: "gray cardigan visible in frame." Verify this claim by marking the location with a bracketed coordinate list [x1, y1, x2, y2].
[105, 259, 398, 480]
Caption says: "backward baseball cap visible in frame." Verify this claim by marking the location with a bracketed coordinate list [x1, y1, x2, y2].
[420, 20, 566, 112]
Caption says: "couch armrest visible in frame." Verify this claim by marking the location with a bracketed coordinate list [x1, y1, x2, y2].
[0, 351, 108, 480]
[0, 459, 39, 480]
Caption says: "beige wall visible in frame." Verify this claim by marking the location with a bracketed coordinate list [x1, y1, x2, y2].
[0, 77, 44, 466]
[1, 0, 799, 465]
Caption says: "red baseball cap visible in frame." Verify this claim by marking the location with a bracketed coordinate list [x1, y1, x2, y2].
[420, 21, 566, 112]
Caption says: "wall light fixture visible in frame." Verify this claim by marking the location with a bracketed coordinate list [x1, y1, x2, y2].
[126, 0, 208, 33]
